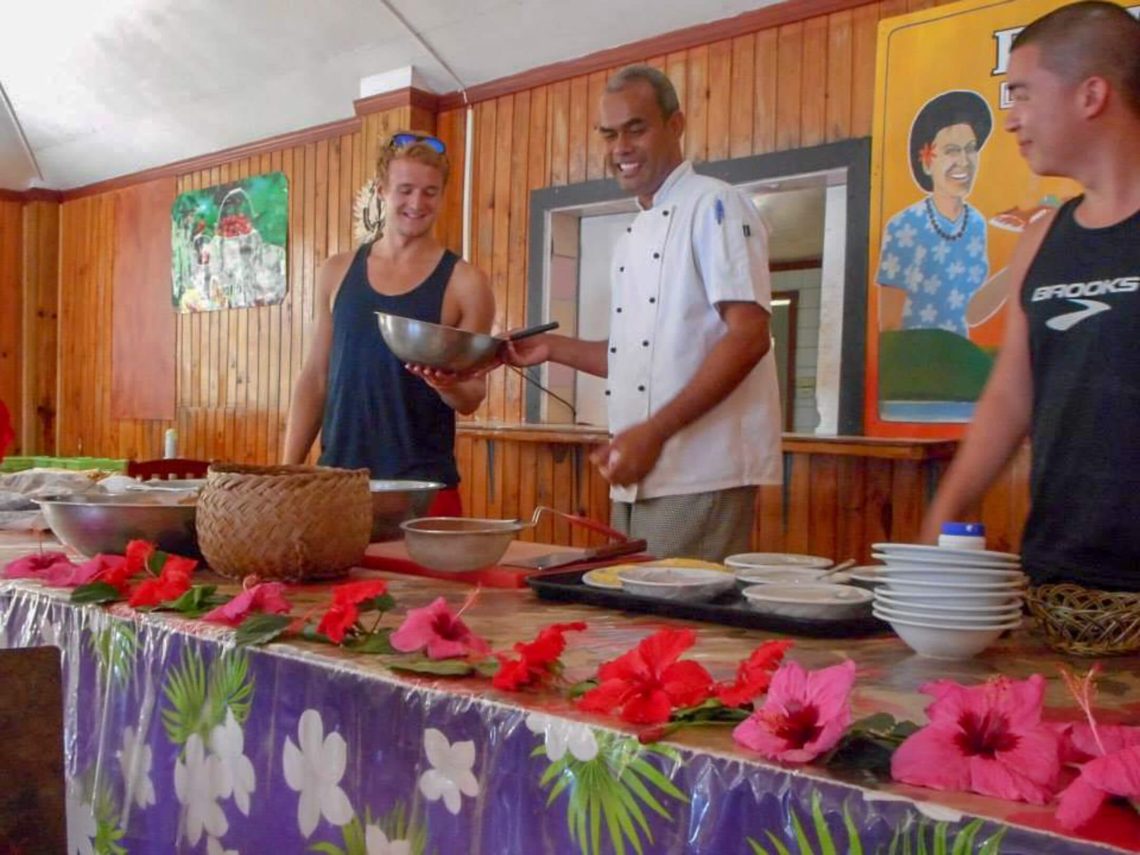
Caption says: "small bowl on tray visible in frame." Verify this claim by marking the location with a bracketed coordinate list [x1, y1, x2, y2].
[616, 566, 736, 602]
[741, 583, 873, 620]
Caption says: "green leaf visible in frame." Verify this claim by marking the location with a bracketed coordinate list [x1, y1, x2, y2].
[147, 549, 170, 575]
[358, 593, 396, 613]
[763, 831, 792, 855]
[567, 679, 598, 699]
[308, 843, 346, 855]
[789, 802, 813, 854]
[344, 631, 394, 654]
[207, 649, 254, 727]
[235, 613, 293, 646]
[810, 790, 838, 855]
[154, 585, 228, 617]
[71, 582, 123, 605]
[385, 655, 476, 677]
[161, 648, 208, 745]
[473, 658, 501, 677]
[747, 839, 772, 855]
[950, 819, 982, 855]
[842, 802, 864, 855]
[975, 826, 1007, 855]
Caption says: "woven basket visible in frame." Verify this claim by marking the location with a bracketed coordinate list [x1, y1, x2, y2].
[1026, 583, 1140, 657]
[197, 464, 371, 582]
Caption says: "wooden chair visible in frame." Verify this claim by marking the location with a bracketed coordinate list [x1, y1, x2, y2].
[126, 457, 210, 480]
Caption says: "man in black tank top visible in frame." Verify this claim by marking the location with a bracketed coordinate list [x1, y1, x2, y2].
[922, 2, 1140, 591]
[282, 132, 494, 512]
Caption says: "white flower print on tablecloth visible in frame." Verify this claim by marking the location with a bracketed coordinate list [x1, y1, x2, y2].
[65, 780, 96, 855]
[211, 708, 255, 816]
[174, 733, 227, 846]
[418, 728, 479, 815]
[366, 824, 412, 855]
[525, 712, 598, 762]
[117, 725, 156, 810]
[207, 836, 239, 855]
[282, 708, 354, 838]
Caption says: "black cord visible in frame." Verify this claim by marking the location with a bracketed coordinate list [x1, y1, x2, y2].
[506, 364, 578, 422]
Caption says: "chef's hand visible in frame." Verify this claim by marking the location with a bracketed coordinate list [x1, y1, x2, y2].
[502, 335, 552, 368]
[590, 422, 666, 486]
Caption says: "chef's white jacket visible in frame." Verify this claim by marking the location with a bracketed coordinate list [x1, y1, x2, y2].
[606, 161, 783, 502]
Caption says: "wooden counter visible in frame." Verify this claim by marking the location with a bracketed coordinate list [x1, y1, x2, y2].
[455, 423, 1028, 561]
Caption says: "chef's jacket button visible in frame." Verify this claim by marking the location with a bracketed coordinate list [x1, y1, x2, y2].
[626, 227, 632, 233]
[662, 210, 669, 216]
[649, 297, 656, 303]
[616, 307, 622, 313]
[637, 385, 646, 392]
[642, 340, 649, 347]
[652, 252, 660, 259]
[609, 346, 616, 354]
[619, 266, 624, 272]
[604, 390, 611, 396]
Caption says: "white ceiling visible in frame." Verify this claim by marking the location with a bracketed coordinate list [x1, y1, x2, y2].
[0, 0, 784, 190]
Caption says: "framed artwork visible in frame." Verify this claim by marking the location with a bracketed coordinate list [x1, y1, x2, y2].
[861, 0, 1136, 437]
[171, 171, 289, 312]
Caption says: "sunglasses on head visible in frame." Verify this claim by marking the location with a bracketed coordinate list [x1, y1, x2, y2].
[388, 133, 446, 154]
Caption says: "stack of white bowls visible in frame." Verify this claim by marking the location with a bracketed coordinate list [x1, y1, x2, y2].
[870, 542, 1026, 659]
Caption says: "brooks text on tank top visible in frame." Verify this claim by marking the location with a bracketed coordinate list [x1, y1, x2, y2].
[318, 244, 461, 486]
[1019, 197, 1140, 590]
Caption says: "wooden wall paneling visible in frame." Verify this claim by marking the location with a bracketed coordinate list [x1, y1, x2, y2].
[808, 454, 839, 559]
[863, 454, 893, 551]
[567, 76, 589, 185]
[485, 95, 514, 423]
[757, 483, 785, 552]
[800, 15, 829, 147]
[549, 81, 570, 187]
[706, 40, 732, 163]
[776, 23, 804, 151]
[785, 450, 812, 551]
[849, 3, 882, 138]
[516, 441, 537, 542]
[666, 52, 687, 130]
[0, 200, 22, 452]
[551, 443, 573, 544]
[505, 92, 531, 423]
[752, 30, 779, 154]
[888, 459, 922, 542]
[825, 10, 854, 141]
[535, 444, 555, 543]
[486, 439, 505, 522]
[834, 456, 867, 562]
[585, 71, 607, 181]
[729, 35, 755, 158]
[434, 109, 464, 256]
[21, 201, 59, 453]
[685, 45, 709, 163]
[470, 437, 489, 519]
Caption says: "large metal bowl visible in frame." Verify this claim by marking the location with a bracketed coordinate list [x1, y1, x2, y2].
[400, 517, 525, 572]
[369, 479, 444, 542]
[376, 313, 557, 372]
[36, 493, 200, 558]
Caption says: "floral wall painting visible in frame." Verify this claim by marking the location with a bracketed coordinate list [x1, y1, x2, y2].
[171, 172, 289, 312]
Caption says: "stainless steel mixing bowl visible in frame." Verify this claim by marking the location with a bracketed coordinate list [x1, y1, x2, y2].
[375, 313, 557, 372]
[369, 479, 444, 542]
[399, 516, 525, 572]
[36, 493, 200, 558]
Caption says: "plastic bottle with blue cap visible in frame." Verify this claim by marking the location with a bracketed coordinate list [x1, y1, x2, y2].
[939, 522, 986, 550]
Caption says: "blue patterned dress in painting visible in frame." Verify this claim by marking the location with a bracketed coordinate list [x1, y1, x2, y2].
[877, 198, 988, 336]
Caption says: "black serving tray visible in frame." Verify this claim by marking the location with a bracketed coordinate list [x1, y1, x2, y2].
[526, 569, 891, 638]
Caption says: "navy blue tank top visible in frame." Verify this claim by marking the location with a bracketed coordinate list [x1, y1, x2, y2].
[318, 243, 461, 486]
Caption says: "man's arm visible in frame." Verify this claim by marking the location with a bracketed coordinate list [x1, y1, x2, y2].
[594, 300, 771, 486]
[410, 260, 495, 414]
[919, 214, 1055, 541]
[281, 256, 346, 464]
[505, 334, 610, 377]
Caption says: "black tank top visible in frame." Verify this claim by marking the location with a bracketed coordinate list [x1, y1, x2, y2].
[318, 243, 461, 486]
[1020, 197, 1140, 590]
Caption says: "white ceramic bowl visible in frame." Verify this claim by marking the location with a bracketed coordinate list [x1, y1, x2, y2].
[875, 590, 1023, 613]
[726, 552, 832, 570]
[874, 609, 1020, 659]
[872, 542, 1020, 564]
[742, 583, 873, 620]
[734, 566, 828, 585]
[617, 566, 736, 602]
[882, 576, 1026, 602]
[875, 565, 1028, 585]
[873, 600, 1023, 624]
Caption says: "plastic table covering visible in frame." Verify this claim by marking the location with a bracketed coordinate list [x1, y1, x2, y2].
[1, 534, 1137, 855]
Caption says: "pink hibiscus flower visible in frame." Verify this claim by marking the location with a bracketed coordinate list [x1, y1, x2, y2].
[202, 581, 291, 626]
[891, 675, 1060, 805]
[3, 551, 78, 583]
[577, 628, 713, 725]
[732, 659, 855, 763]
[389, 596, 490, 660]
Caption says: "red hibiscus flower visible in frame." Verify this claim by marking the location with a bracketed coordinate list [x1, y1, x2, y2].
[732, 659, 855, 763]
[577, 628, 713, 725]
[95, 554, 141, 593]
[389, 596, 490, 660]
[315, 579, 389, 643]
[715, 639, 793, 708]
[124, 540, 156, 575]
[492, 621, 587, 691]
[128, 560, 194, 608]
[202, 581, 291, 626]
[890, 675, 1061, 805]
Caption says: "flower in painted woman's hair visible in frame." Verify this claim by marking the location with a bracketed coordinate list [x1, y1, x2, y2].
[390, 596, 490, 660]
[890, 674, 1060, 805]
[202, 580, 291, 627]
[492, 621, 587, 691]
[714, 639, 793, 708]
[577, 628, 713, 725]
[315, 580, 390, 643]
[732, 659, 855, 763]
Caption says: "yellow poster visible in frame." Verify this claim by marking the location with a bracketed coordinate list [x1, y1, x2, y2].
[865, 0, 1138, 437]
